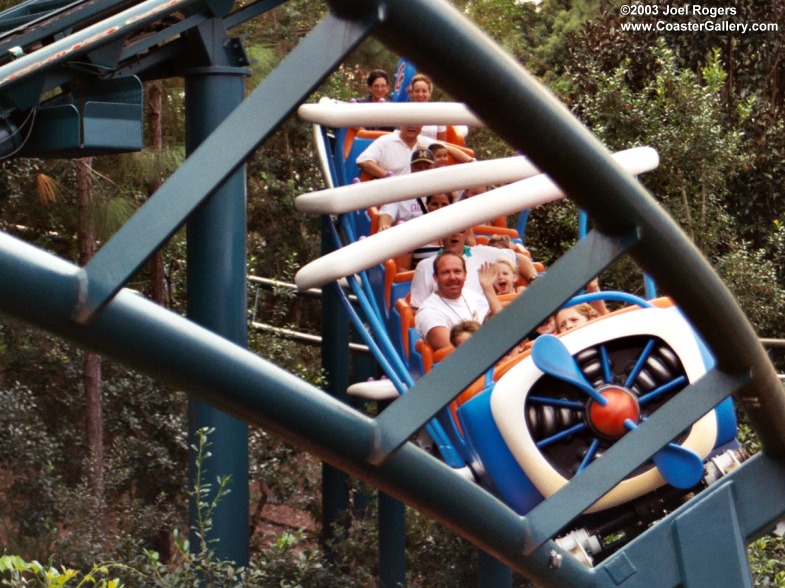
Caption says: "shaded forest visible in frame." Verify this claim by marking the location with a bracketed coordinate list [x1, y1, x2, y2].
[0, 0, 784, 585]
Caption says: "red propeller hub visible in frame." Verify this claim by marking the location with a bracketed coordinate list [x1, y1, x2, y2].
[588, 386, 640, 438]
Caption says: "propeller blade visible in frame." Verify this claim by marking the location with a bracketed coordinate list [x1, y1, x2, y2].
[531, 335, 607, 406]
[624, 419, 704, 489]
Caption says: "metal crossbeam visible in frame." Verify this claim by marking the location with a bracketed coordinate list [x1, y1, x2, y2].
[0, 0, 783, 584]
[0, 0, 202, 90]
[0, 230, 595, 586]
[366, 0, 785, 458]
[370, 229, 639, 464]
[593, 453, 785, 587]
[74, 11, 376, 323]
[522, 368, 749, 554]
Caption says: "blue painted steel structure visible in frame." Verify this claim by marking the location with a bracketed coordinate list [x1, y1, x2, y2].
[0, 0, 782, 585]
[184, 68, 250, 565]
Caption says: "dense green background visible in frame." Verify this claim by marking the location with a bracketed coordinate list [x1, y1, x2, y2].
[0, 0, 784, 584]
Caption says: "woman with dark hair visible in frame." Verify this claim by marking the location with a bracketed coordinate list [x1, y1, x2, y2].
[358, 69, 390, 103]
[355, 69, 393, 131]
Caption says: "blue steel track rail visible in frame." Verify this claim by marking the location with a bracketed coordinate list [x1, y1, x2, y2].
[0, 0, 782, 585]
[0, 0, 286, 111]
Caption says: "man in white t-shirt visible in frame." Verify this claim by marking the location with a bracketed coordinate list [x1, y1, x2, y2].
[409, 229, 539, 308]
[356, 124, 426, 179]
[415, 252, 489, 350]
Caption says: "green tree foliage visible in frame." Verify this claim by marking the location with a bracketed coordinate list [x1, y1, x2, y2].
[562, 16, 785, 337]
[0, 322, 188, 566]
[714, 242, 785, 338]
[0, 429, 373, 587]
[564, 0, 785, 249]
[1, 0, 785, 583]
[575, 41, 746, 252]
[461, 0, 602, 86]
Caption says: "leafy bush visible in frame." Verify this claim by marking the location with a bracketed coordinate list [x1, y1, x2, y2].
[0, 554, 124, 587]
[575, 41, 747, 255]
[749, 533, 785, 587]
[0, 428, 374, 587]
[714, 242, 785, 339]
[0, 320, 187, 566]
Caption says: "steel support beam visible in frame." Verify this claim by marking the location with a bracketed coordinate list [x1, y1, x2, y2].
[371, 229, 638, 464]
[0, 0, 203, 89]
[594, 453, 785, 587]
[75, 11, 376, 322]
[359, 0, 785, 457]
[320, 219, 352, 551]
[0, 231, 596, 586]
[185, 65, 249, 565]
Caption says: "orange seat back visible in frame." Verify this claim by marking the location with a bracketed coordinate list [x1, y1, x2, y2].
[356, 129, 388, 140]
[385, 260, 413, 310]
[415, 339, 434, 373]
[368, 206, 380, 235]
[472, 224, 519, 239]
[395, 297, 415, 361]
[444, 125, 466, 147]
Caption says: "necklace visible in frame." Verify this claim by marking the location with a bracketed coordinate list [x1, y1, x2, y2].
[437, 294, 476, 321]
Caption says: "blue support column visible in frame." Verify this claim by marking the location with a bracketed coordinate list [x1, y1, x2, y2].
[378, 491, 406, 587]
[349, 347, 377, 520]
[320, 219, 351, 550]
[185, 66, 249, 565]
[477, 550, 513, 587]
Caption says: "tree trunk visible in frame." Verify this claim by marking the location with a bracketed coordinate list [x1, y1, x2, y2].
[76, 157, 106, 541]
[147, 80, 169, 307]
[142, 81, 174, 563]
